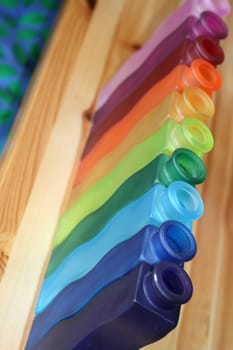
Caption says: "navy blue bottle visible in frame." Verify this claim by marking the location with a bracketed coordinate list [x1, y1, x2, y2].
[26, 221, 196, 349]
[30, 262, 193, 350]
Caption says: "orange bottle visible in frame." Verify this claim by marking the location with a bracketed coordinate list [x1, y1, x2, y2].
[74, 59, 221, 186]
[73, 86, 214, 199]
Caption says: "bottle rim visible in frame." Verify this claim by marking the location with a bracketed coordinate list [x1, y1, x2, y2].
[181, 117, 214, 154]
[191, 58, 222, 91]
[152, 261, 193, 304]
[167, 180, 204, 219]
[158, 221, 197, 262]
[201, 11, 228, 39]
[183, 86, 215, 122]
[172, 148, 206, 184]
[196, 36, 224, 64]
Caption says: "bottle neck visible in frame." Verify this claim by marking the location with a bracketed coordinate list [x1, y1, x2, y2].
[179, 59, 222, 95]
[151, 221, 197, 264]
[152, 181, 204, 225]
[168, 118, 214, 158]
[170, 87, 215, 123]
[184, 35, 224, 66]
[143, 261, 193, 310]
[188, 11, 228, 40]
[157, 148, 206, 186]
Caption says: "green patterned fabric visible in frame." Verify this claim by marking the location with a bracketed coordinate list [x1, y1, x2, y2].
[0, 0, 61, 153]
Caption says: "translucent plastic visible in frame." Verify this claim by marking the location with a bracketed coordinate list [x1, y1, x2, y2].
[96, 0, 230, 110]
[184, 35, 224, 66]
[189, 11, 228, 40]
[158, 148, 206, 185]
[79, 60, 218, 180]
[29, 222, 196, 347]
[29, 262, 193, 350]
[145, 261, 193, 306]
[80, 59, 220, 173]
[179, 58, 222, 95]
[39, 180, 202, 311]
[93, 33, 224, 133]
[53, 117, 213, 248]
[76, 84, 216, 188]
[75, 87, 214, 195]
[46, 149, 205, 277]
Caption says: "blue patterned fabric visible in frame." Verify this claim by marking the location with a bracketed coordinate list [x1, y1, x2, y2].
[0, 0, 61, 153]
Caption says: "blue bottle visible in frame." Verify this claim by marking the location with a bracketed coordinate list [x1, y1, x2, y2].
[36, 180, 203, 313]
[29, 262, 193, 350]
[46, 147, 206, 278]
[27, 221, 196, 348]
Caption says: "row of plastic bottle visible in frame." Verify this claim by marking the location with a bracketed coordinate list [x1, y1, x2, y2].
[26, 1, 231, 349]
[0, 0, 61, 153]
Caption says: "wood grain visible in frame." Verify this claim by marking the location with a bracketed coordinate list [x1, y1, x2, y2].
[0, 0, 91, 279]
[0, 0, 126, 349]
[0, 0, 232, 349]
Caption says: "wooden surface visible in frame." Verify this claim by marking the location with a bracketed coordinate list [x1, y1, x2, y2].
[0, 0, 232, 349]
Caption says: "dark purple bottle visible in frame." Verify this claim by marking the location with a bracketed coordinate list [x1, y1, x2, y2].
[30, 262, 193, 350]
[82, 11, 227, 158]
[91, 11, 226, 132]
[83, 33, 223, 157]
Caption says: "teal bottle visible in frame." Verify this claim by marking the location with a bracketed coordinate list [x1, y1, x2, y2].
[36, 180, 203, 313]
[46, 148, 206, 277]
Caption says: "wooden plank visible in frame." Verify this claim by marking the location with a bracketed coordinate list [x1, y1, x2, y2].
[0, 1, 126, 349]
[0, 0, 232, 349]
[0, 0, 91, 280]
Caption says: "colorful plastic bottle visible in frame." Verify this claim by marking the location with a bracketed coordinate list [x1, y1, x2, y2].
[39, 180, 202, 311]
[29, 262, 193, 350]
[46, 181, 204, 279]
[29, 222, 196, 347]
[93, 31, 224, 132]
[54, 117, 213, 248]
[47, 148, 205, 277]
[96, 0, 230, 110]
[76, 86, 214, 195]
[78, 59, 220, 179]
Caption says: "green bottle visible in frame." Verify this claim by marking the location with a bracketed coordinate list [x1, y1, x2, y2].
[53, 117, 213, 248]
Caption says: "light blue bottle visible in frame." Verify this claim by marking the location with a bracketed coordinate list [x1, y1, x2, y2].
[36, 180, 203, 313]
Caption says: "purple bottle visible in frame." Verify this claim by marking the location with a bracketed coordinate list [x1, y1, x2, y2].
[28, 262, 193, 350]
[92, 11, 227, 134]
[96, 0, 230, 111]
[82, 36, 224, 158]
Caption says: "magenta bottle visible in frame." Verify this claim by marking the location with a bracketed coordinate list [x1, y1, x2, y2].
[96, 0, 230, 110]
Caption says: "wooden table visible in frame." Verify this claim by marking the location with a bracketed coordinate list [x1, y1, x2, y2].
[0, 1, 232, 349]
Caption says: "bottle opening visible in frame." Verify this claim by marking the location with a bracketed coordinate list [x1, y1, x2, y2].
[199, 63, 220, 85]
[160, 221, 197, 261]
[176, 188, 199, 211]
[201, 12, 228, 39]
[168, 181, 204, 219]
[192, 59, 222, 91]
[182, 118, 214, 155]
[183, 87, 215, 121]
[152, 262, 193, 305]
[162, 268, 184, 295]
[197, 36, 224, 64]
[173, 149, 206, 184]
